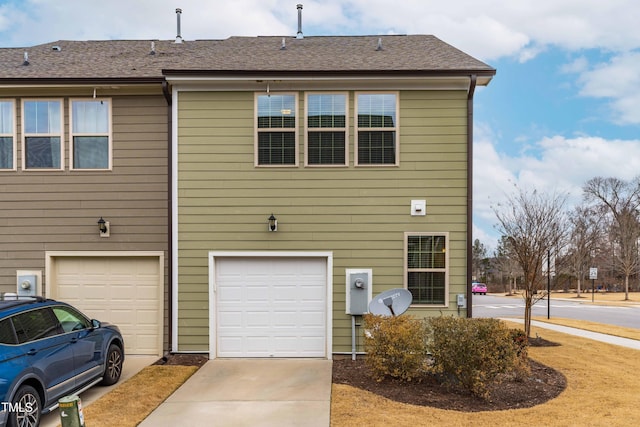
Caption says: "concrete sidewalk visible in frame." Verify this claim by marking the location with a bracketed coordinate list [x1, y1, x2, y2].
[503, 318, 640, 350]
[139, 359, 332, 427]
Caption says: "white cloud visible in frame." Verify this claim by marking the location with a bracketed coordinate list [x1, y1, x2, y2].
[577, 52, 640, 125]
[560, 56, 589, 74]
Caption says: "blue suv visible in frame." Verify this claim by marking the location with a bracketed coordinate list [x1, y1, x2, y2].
[0, 296, 124, 427]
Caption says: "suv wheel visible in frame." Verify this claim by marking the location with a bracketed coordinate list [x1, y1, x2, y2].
[101, 344, 123, 386]
[8, 385, 41, 427]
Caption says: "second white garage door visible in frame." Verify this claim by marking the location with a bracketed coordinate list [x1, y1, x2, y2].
[214, 256, 328, 358]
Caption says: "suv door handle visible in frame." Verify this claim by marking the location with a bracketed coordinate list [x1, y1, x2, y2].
[70, 337, 78, 343]
[27, 349, 37, 356]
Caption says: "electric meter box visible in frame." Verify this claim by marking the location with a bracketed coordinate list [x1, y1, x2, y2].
[17, 270, 41, 297]
[345, 269, 372, 315]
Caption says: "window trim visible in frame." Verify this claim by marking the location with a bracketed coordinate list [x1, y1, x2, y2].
[69, 97, 113, 171]
[404, 232, 449, 307]
[354, 91, 400, 167]
[304, 92, 349, 167]
[21, 98, 65, 171]
[254, 92, 299, 168]
[0, 98, 17, 171]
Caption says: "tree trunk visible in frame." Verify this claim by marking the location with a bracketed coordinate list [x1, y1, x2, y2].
[523, 292, 532, 340]
[625, 274, 630, 300]
[577, 277, 582, 297]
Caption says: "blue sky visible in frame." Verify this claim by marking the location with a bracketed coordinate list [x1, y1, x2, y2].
[2, 0, 640, 252]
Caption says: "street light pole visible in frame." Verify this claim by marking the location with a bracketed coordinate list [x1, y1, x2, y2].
[547, 249, 551, 320]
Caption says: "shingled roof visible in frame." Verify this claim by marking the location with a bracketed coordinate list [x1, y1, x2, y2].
[0, 35, 494, 83]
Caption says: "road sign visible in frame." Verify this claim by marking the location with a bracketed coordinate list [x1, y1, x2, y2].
[589, 268, 598, 280]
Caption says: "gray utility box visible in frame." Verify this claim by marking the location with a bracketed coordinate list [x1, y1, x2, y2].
[345, 269, 372, 315]
[17, 274, 37, 297]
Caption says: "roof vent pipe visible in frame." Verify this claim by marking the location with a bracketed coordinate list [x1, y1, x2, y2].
[175, 8, 183, 44]
[296, 4, 303, 39]
[22, 51, 29, 66]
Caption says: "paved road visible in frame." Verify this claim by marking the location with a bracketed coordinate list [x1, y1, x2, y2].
[472, 294, 640, 329]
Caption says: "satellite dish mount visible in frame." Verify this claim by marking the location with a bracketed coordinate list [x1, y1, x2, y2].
[368, 288, 413, 317]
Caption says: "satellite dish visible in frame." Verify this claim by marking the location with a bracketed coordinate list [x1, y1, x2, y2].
[368, 288, 412, 316]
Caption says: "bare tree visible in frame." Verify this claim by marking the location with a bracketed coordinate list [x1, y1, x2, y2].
[472, 239, 488, 282]
[493, 186, 568, 339]
[493, 235, 521, 295]
[583, 177, 640, 300]
[567, 205, 603, 297]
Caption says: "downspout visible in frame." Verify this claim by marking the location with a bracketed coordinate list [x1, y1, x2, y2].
[466, 75, 477, 318]
[163, 80, 173, 354]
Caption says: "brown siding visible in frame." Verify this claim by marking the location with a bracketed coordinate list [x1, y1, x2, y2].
[0, 92, 170, 348]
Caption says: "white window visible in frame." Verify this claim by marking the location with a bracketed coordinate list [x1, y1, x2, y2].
[255, 93, 298, 166]
[22, 99, 64, 170]
[355, 92, 399, 166]
[70, 99, 112, 170]
[405, 232, 448, 306]
[0, 100, 16, 170]
[305, 93, 348, 166]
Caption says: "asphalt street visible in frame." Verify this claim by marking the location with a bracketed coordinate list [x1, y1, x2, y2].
[472, 294, 640, 329]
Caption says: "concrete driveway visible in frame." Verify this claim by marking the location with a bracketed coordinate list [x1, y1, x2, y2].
[139, 359, 332, 427]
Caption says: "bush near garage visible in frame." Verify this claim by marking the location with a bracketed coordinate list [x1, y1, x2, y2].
[363, 314, 429, 382]
[426, 317, 530, 398]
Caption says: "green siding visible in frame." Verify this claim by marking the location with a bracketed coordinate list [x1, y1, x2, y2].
[176, 90, 469, 353]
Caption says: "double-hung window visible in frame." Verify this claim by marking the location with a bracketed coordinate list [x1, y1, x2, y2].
[306, 93, 348, 166]
[0, 100, 15, 170]
[22, 99, 64, 170]
[355, 92, 398, 166]
[70, 99, 111, 170]
[405, 233, 448, 305]
[256, 93, 298, 166]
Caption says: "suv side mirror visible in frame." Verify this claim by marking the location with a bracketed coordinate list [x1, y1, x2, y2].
[91, 319, 101, 329]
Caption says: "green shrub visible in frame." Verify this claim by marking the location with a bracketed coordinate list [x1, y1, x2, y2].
[426, 317, 530, 398]
[363, 314, 429, 382]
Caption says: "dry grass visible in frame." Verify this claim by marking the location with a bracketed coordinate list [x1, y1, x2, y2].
[67, 365, 197, 427]
[502, 291, 640, 306]
[331, 323, 640, 426]
[533, 317, 640, 341]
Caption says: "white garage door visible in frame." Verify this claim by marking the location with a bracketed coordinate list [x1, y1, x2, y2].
[50, 256, 162, 356]
[215, 257, 327, 358]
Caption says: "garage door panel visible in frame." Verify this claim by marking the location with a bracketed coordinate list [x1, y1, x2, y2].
[215, 257, 327, 358]
[247, 286, 270, 301]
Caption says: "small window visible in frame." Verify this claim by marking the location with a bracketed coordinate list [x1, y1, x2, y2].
[405, 233, 448, 305]
[53, 306, 90, 333]
[256, 94, 298, 166]
[11, 308, 62, 343]
[306, 93, 348, 166]
[0, 100, 16, 170]
[22, 99, 64, 170]
[0, 318, 17, 345]
[70, 99, 112, 170]
[355, 93, 398, 166]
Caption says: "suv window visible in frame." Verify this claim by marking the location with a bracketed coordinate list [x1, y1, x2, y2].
[11, 308, 62, 343]
[0, 318, 17, 344]
[52, 306, 90, 332]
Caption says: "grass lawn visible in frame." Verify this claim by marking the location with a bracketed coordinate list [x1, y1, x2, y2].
[331, 322, 640, 426]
